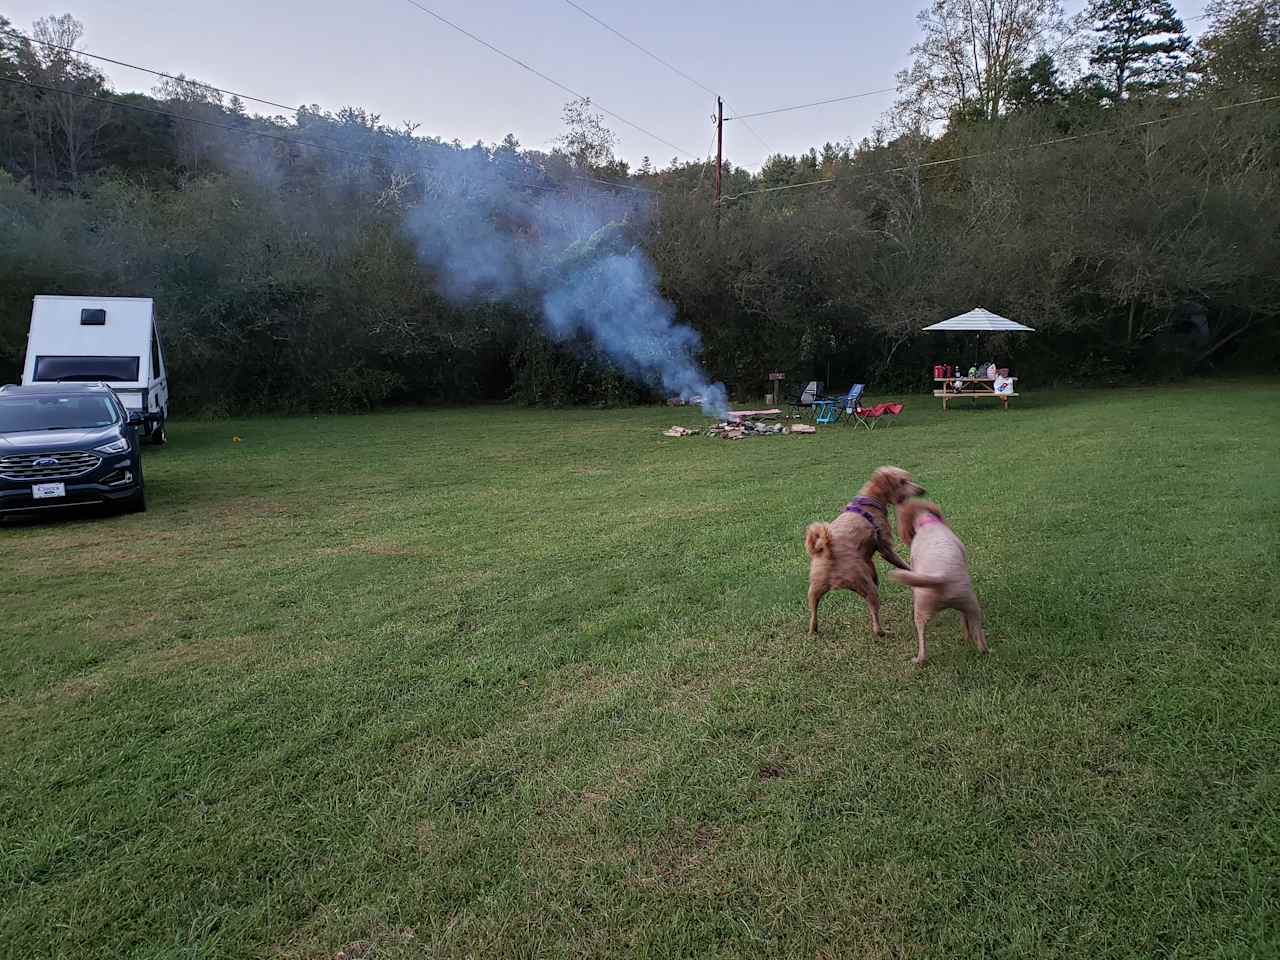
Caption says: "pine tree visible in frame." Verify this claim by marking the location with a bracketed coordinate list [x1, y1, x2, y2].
[1086, 0, 1193, 99]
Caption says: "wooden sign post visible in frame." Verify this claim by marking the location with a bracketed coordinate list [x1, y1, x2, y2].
[767, 372, 785, 405]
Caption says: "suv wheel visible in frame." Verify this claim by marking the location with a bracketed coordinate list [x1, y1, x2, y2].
[122, 461, 146, 514]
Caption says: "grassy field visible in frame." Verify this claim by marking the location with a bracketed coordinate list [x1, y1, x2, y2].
[2, 383, 1278, 959]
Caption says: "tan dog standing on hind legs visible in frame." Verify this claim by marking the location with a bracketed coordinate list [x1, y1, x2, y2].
[805, 466, 925, 637]
[891, 499, 988, 666]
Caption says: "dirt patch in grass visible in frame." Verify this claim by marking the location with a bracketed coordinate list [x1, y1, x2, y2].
[274, 923, 417, 960]
[757, 758, 792, 780]
[530, 663, 639, 725]
[137, 634, 261, 673]
[315, 539, 420, 559]
[630, 819, 724, 888]
[8, 633, 260, 718]
[3, 529, 192, 574]
[3, 496, 294, 575]
[202, 495, 293, 522]
[56, 673, 110, 702]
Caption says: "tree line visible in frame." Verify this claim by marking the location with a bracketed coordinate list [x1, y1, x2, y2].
[1, 0, 1278, 413]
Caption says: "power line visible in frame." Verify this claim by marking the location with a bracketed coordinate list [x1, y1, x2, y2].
[0, 73, 404, 164]
[719, 93, 1280, 202]
[695, 122, 718, 188]
[0, 39, 658, 196]
[561, 0, 715, 98]
[726, 87, 898, 121]
[1, 27, 300, 115]
[400, 0, 695, 158]
[0, 70, 657, 198]
[0, 26, 384, 162]
[735, 116, 775, 157]
[558, 0, 774, 157]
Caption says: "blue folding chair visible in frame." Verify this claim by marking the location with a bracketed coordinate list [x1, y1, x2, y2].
[813, 384, 865, 425]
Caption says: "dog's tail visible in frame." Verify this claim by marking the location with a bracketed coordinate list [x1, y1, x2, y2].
[890, 570, 948, 588]
[805, 523, 832, 557]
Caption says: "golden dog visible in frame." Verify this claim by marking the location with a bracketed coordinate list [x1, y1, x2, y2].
[804, 466, 924, 637]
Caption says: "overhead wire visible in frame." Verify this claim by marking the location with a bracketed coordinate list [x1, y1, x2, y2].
[1, 27, 300, 114]
[561, 0, 715, 98]
[558, 0, 774, 158]
[724, 11, 1212, 126]
[0, 26, 414, 163]
[725, 87, 898, 121]
[0, 32, 658, 196]
[695, 122, 718, 188]
[719, 92, 1280, 202]
[0, 73, 400, 163]
[400, 0, 695, 158]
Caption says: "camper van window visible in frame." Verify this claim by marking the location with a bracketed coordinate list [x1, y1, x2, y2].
[33, 355, 140, 382]
[150, 332, 162, 378]
[80, 308, 107, 325]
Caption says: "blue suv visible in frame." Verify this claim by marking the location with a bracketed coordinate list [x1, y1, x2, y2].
[0, 383, 146, 517]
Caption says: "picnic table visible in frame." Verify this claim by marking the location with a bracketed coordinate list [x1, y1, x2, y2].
[933, 376, 1019, 411]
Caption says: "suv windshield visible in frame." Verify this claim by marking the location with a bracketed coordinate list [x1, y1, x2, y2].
[0, 395, 120, 432]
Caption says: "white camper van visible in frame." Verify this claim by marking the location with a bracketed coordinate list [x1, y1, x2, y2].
[21, 296, 169, 444]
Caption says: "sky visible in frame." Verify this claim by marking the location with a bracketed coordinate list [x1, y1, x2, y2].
[2, 0, 1212, 172]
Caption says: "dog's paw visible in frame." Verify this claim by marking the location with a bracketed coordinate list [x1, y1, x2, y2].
[911, 655, 927, 667]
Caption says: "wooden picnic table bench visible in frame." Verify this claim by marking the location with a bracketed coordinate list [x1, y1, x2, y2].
[934, 377, 1019, 411]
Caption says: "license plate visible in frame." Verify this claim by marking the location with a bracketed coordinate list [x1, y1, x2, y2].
[32, 483, 66, 499]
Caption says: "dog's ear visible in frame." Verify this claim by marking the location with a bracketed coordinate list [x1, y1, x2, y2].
[869, 466, 904, 501]
[897, 499, 945, 546]
[871, 466, 916, 503]
[897, 498, 920, 546]
[918, 499, 945, 523]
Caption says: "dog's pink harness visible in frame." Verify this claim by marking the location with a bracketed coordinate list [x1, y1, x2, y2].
[916, 514, 943, 530]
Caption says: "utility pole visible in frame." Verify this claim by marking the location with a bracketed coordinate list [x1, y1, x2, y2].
[714, 96, 723, 227]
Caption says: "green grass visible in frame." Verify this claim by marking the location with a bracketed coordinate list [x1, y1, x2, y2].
[2, 383, 1278, 959]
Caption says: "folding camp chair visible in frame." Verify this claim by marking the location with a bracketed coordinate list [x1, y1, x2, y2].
[852, 400, 905, 430]
[813, 384, 864, 425]
[785, 380, 822, 419]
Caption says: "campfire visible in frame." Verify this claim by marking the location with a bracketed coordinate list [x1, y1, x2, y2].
[663, 408, 816, 440]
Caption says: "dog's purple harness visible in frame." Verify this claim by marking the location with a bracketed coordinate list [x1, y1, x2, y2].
[845, 495, 886, 528]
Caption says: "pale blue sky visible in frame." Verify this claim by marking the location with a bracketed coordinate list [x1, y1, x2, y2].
[4, 0, 1210, 170]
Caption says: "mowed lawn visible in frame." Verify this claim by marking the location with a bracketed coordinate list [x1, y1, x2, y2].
[2, 383, 1278, 959]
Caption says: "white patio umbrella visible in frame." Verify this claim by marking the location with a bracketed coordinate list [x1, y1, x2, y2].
[922, 307, 1035, 333]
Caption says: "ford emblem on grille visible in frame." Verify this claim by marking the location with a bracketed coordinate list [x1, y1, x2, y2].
[33, 457, 60, 466]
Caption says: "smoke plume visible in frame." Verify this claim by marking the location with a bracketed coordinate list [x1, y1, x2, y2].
[404, 147, 728, 417]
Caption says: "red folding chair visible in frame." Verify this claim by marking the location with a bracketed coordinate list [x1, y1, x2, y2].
[852, 400, 905, 430]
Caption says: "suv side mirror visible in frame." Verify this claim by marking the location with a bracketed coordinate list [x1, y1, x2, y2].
[127, 411, 146, 426]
